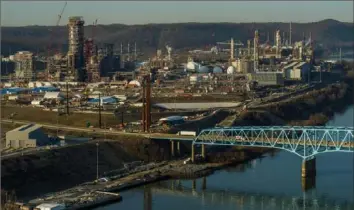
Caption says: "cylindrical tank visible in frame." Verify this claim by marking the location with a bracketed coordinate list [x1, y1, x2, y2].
[198, 66, 210, 73]
[186, 62, 199, 71]
[213, 66, 223, 74]
[226, 66, 235, 74]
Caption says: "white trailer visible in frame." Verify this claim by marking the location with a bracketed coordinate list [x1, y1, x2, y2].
[177, 131, 196, 136]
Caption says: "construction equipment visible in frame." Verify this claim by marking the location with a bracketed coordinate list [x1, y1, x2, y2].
[46, 1, 67, 81]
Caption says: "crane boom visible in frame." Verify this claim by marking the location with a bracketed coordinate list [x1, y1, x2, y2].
[46, 1, 67, 81]
[56, 2, 67, 26]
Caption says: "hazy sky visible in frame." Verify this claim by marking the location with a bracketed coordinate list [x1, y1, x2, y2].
[1, 1, 353, 26]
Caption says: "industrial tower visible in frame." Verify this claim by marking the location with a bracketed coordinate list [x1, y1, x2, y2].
[67, 16, 85, 81]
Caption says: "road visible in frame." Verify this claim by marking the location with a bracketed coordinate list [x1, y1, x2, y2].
[1, 119, 194, 141]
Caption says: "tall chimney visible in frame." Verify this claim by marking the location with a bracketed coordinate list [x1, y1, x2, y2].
[230, 38, 234, 60]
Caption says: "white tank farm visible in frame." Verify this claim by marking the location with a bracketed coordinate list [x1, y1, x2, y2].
[213, 66, 223, 74]
[226, 66, 235, 74]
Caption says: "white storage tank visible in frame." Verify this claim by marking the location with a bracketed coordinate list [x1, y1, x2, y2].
[28, 82, 35, 88]
[227, 66, 235, 74]
[43, 82, 52, 87]
[186, 61, 199, 71]
[35, 82, 43, 87]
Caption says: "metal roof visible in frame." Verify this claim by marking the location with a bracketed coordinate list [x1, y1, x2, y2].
[10, 124, 43, 133]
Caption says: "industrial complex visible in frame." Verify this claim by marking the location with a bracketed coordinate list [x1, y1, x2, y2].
[1, 5, 352, 210]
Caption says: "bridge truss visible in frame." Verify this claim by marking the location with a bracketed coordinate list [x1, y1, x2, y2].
[193, 126, 354, 159]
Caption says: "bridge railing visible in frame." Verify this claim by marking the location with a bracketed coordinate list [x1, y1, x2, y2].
[194, 126, 354, 159]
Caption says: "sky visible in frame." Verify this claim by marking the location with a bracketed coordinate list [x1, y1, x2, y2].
[1, 1, 353, 26]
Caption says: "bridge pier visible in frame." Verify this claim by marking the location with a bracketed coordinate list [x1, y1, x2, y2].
[191, 144, 195, 162]
[170, 140, 175, 157]
[301, 157, 316, 178]
[201, 144, 206, 159]
[177, 141, 180, 155]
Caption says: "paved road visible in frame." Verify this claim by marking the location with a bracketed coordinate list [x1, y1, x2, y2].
[1, 119, 194, 140]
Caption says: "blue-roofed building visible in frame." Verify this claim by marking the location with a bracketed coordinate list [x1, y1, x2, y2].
[31, 86, 60, 93]
[158, 116, 185, 126]
[1, 87, 27, 95]
[87, 96, 119, 105]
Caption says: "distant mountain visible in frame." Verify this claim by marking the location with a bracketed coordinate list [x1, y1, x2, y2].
[1, 19, 353, 56]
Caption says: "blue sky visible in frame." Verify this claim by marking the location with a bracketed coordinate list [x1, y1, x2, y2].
[1, 1, 353, 26]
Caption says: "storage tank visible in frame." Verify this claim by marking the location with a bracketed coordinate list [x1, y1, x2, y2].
[43, 82, 52, 87]
[198, 66, 210, 73]
[35, 82, 43, 87]
[186, 61, 199, 71]
[226, 66, 235, 74]
[128, 80, 141, 87]
[213, 66, 223, 74]
[28, 82, 35, 88]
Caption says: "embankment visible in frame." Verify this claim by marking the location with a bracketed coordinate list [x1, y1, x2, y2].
[1, 136, 182, 200]
[239, 82, 353, 126]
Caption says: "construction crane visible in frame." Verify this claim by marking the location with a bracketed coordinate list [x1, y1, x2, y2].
[46, 1, 67, 81]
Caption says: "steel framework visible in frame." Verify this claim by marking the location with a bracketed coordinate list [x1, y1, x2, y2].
[193, 126, 354, 159]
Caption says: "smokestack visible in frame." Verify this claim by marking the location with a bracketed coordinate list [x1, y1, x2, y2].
[254, 30, 259, 72]
[230, 38, 234, 60]
[276, 30, 281, 58]
[289, 22, 292, 46]
[120, 43, 123, 54]
[247, 40, 251, 57]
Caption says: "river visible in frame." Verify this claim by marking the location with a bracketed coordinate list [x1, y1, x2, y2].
[96, 106, 354, 210]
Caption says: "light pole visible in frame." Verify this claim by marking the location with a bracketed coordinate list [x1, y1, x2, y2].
[96, 142, 99, 180]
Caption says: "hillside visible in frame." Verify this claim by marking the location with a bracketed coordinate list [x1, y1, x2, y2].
[1, 19, 353, 56]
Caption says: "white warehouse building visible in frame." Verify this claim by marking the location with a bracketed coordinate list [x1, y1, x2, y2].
[6, 124, 50, 149]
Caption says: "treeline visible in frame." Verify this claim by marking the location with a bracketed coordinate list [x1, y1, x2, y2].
[1, 19, 353, 56]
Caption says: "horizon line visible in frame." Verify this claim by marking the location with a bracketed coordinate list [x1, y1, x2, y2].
[2, 18, 350, 27]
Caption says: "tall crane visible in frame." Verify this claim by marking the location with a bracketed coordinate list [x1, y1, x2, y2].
[46, 1, 67, 81]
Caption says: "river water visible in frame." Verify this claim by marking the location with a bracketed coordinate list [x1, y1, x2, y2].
[97, 106, 353, 210]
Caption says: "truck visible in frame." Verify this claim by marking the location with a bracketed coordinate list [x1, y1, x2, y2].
[177, 131, 196, 136]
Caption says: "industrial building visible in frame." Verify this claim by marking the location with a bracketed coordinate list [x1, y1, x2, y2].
[283, 61, 311, 80]
[14, 51, 34, 81]
[5, 124, 50, 149]
[67, 16, 85, 81]
[247, 72, 284, 86]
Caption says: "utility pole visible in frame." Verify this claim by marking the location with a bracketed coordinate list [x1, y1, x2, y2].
[121, 111, 124, 126]
[98, 93, 102, 128]
[66, 82, 69, 115]
[96, 142, 99, 180]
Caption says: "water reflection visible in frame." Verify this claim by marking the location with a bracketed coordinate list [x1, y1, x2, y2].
[149, 176, 353, 210]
